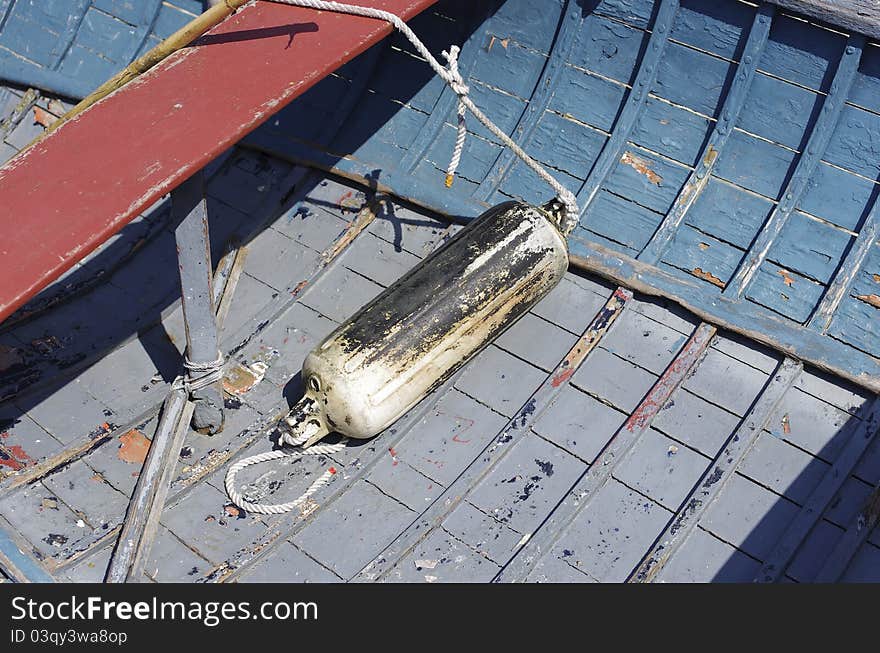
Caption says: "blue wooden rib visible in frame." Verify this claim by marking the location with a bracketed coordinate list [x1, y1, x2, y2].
[756, 395, 880, 582]
[567, 235, 880, 391]
[574, 0, 680, 217]
[472, 0, 583, 201]
[0, 524, 55, 583]
[638, 3, 774, 266]
[808, 198, 880, 333]
[631, 357, 803, 582]
[724, 34, 866, 299]
[123, 2, 165, 64]
[50, 0, 90, 70]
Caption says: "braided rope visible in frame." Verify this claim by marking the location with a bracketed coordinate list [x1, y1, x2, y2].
[263, 0, 580, 234]
[224, 437, 348, 514]
[170, 350, 225, 394]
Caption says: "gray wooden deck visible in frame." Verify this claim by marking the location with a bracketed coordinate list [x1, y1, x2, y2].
[0, 143, 877, 582]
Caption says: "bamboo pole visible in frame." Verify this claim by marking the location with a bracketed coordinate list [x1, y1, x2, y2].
[25, 0, 251, 148]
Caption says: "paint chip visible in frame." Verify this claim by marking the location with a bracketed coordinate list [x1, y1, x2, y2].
[223, 362, 263, 395]
[620, 151, 662, 185]
[782, 414, 791, 435]
[117, 429, 150, 465]
[856, 294, 880, 309]
[692, 268, 724, 288]
[415, 559, 438, 570]
[33, 106, 56, 128]
[778, 269, 795, 287]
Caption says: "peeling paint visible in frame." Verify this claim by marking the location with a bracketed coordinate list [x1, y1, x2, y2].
[856, 293, 880, 309]
[778, 269, 795, 287]
[692, 267, 725, 288]
[117, 429, 150, 465]
[620, 151, 662, 185]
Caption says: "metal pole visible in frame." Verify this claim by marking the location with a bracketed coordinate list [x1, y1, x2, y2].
[172, 170, 225, 433]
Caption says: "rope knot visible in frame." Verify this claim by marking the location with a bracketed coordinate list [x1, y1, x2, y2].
[441, 46, 469, 188]
[180, 351, 225, 393]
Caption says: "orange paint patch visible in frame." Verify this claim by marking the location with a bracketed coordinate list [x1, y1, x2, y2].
[778, 269, 795, 287]
[692, 268, 725, 288]
[33, 106, 57, 128]
[873, 273, 880, 284]
[620, 151, 662, 185]
[702, 145, 718, 167]
[117, 429, 150, 465]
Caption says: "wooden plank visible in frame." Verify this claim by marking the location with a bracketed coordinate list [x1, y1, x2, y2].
[724, 35, 864, 298]
[631, 357, 802, 582]
[575, 0, 679, 213]
[756, 396, 880, 582]
[566, 239, 880, 393]
[764, 0, 880, 41]
[0, 0, 436, 324]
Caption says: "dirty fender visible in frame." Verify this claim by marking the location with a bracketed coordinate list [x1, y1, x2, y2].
[285, 201, 570, 445]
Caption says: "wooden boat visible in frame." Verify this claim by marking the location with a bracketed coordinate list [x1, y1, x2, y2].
[0, 0, 878, 583]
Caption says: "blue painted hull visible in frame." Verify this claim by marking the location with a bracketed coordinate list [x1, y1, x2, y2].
[0, 0, 878, 384]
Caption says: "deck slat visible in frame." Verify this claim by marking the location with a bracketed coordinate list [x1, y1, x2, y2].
[631, 357, 802, 582]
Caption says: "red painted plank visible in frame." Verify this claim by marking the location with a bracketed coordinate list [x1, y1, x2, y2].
[0, 0, 436, 323]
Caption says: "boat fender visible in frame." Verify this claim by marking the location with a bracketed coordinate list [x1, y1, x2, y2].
[282, 198, 570, 448]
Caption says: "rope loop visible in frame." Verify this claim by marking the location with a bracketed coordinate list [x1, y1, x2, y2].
[224, 434, 348, 514]
[264, 0, 581, 234]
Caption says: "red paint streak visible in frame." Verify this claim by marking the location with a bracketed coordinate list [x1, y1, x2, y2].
[0, 0, 437, 323]
[291, 279, 309, 296]
[624, 326, 713, 432]
[328, 467, 337, 475]
[0, 443, 33, 471]
[0, 456, 22, 471]
[452, 434, 471, 444]
[551, 366, 575, 387]
[388, 447, 399, 466]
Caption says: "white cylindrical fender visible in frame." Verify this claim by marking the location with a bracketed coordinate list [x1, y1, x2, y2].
[284, 200, 570, 446]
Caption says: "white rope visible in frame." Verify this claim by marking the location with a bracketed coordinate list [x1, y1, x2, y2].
[171, 350, 225, 393]
[224, 437, 348, 514]
[262, 0, 580, 234]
